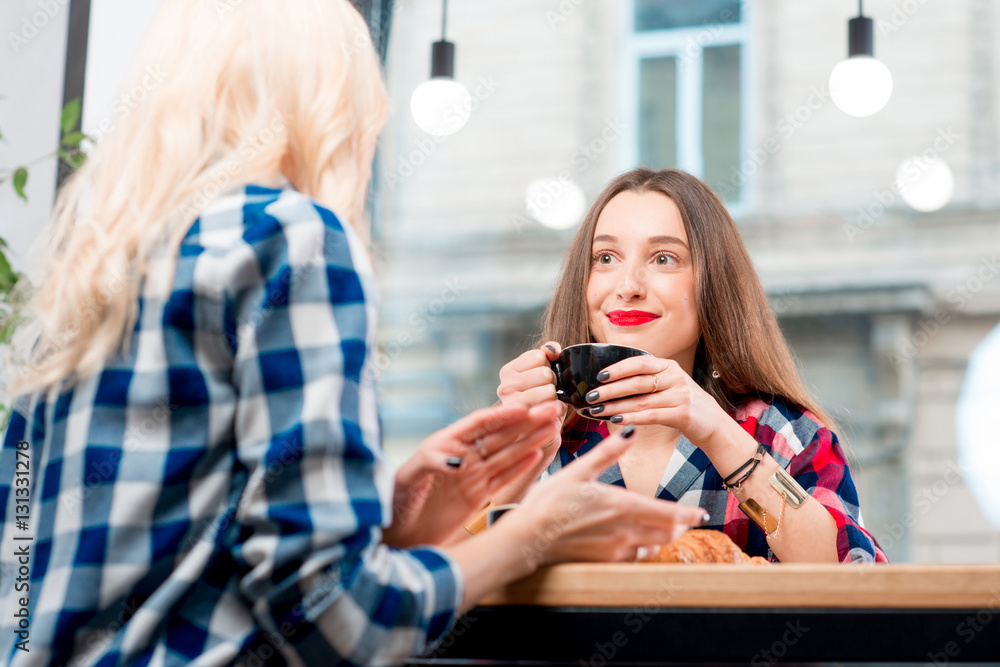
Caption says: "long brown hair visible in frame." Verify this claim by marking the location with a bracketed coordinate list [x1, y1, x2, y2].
[538, 167, 833, 426]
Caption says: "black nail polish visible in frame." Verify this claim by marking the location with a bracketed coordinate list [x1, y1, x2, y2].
[545, 344, 557, 353]
[701, 512, 711, 524]
[610, 415, 623, 424]
[621, 424, 635, 438]
[588, 405, 605, 415]
[585, 390, 600, 403]
[596, 370, 610, 382]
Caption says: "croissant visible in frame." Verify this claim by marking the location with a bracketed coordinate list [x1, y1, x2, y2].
[641, 529, 770, 564]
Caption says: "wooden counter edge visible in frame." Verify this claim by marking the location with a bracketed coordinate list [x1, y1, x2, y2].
[478, 563, 1000, 608]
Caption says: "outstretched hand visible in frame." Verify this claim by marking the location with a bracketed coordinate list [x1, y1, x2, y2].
[384, 401, 563, 548]
[511, 425, 710, 566]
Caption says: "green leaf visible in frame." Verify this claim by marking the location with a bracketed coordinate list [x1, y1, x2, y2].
[61, 98, 81, 134]
[0, 245, 17, 294]
[0, 247, 15, 294]
[0, 320, 14, 345]
[61, 131, 87, 147]
[12, 167, 27, 201]
[65, 151, 86, 169]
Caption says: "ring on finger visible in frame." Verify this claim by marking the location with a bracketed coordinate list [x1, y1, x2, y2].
[634, 545, 660, 562]
[651, 374, 659, 392]
[474, 438, 487, 458]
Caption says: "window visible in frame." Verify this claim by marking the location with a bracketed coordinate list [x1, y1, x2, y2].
[622, 0, 752, 209]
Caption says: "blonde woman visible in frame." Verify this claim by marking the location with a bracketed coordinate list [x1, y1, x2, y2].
[0, 3, 706, 665]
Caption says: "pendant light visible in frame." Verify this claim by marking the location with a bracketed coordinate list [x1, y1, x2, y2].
[410, 0, 472, 136]
[829, 0, 893, 117]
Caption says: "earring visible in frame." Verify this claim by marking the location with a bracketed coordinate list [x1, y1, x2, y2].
[711, 368, 720, 379]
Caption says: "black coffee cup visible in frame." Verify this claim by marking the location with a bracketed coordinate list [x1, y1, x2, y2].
[550, 343, 651, 420]
[487, 503, 518, 527]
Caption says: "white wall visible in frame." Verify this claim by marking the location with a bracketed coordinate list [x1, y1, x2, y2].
[0, 0, 160, 409]
[0, 0, 71, 270]
[81, 0, 161, 139]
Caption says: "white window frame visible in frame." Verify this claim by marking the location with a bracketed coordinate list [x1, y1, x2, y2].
[618, 1, 756, 217]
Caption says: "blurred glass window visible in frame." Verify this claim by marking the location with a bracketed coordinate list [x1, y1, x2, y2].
[627, 1, 749, 207]
[703, 44, 742, 200]
[635, 0, 742, 31]
[639, 56, 678, 169]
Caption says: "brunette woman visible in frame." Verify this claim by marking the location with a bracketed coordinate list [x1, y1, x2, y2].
[496, 168, 887, 563]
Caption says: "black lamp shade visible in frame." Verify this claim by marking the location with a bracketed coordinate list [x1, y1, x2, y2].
[848, 15, 874, 57]
[430, 39, 455, 78]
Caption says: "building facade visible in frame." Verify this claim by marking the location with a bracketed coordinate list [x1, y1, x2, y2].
[374, 0, 1000, 562]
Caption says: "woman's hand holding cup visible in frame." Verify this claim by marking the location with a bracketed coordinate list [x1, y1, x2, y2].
[582, 355, 729, 447]
[496, 341, 566, 464]
[497, 341, 565, 409]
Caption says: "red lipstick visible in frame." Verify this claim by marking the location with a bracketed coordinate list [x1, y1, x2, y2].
[608, 310, 660, 327]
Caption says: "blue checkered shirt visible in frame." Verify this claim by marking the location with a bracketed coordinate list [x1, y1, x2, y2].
[0, 185, 463, 666]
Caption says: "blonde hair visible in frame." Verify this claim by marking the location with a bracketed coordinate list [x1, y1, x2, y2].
[8, 0, 388, 396]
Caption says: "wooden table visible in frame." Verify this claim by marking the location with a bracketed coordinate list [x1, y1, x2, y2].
[410, 564, 1000, 665]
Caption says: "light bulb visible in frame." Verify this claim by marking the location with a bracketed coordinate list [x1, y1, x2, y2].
[896, 156, 954, 212]
[410, 78, 472, 136]
[957, 322, 1000, 530]
[829, 56, 893, 117]
[525, 178, 586, 230]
